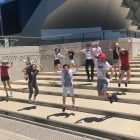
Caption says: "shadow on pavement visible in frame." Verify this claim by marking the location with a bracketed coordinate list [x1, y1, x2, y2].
[47, 112, 75, 119]
[17, 105, 37, 111]
[75, 115, 112, 124]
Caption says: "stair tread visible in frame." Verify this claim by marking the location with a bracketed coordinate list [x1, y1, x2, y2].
[0, 100, 139, 138]
[0, 90, 140, 116]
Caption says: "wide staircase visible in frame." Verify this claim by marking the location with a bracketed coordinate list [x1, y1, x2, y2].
[0, 58, 140, 140]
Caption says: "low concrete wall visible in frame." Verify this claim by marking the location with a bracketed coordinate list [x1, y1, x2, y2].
[0, 46, 40, 84]
[39, 42, 85, 71]
[131, 38, 140, 59]
[0, 38, 139, 84]
[0, 42, 85, 83]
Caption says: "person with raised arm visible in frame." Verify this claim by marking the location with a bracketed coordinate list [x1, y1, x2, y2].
[26, 64, 39, 103]
[54, 48, 65, 72]
[57, 64, 77, 112]
[64, 48, 76, 68]
[0, 60, 13, 100]
[89, 42, 118, 103]
[109, 42, 120, 79]
[78, 41, 95, 81]
[116, 39, 131, 87]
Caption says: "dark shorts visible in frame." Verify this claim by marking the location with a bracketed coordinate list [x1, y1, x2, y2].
[54, 59, 61, 65]
[121, 65, 130, 71]
[1, 76, 10, 81]
[97, 79, 108, 94]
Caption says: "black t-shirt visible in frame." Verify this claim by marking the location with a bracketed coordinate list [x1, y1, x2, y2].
[26, 67, 39, 83]
[68, 51, 74, 60]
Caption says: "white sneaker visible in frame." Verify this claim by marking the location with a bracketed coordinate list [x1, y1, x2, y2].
[10, 92, 13, 97]
[28, 98, 32, 103]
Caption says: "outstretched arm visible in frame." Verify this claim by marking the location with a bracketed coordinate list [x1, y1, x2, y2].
[116, 42, 120, 57]
[109, 42, 113, 52]
[9, 62, 13, 68]
[128, 39, 132, 52]
[58, 53, 66, 59]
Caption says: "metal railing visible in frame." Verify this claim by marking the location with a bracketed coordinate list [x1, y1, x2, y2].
[0, 29, 140, 47]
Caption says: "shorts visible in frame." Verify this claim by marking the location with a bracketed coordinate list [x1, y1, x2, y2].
[1, 76, 10, 81]
[69, 59, 74, 64]
[54, 59, 61, 65]
[121, 65, 130, 71]
[63, 86, 74, 97]
[97, 79, 108, 94]
[113, 59, 119, 64]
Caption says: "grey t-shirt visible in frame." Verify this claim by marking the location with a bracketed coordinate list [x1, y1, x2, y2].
[64, 71, 72, 87]
[57, 69, 76, 87]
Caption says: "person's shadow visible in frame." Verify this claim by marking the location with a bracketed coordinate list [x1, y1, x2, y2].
[75, 115, 112, 124]
[47, 112, 75, 119]
[17, 106, 37, 111]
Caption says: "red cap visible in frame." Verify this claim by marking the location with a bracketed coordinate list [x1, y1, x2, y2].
[98, 53, 106, 60]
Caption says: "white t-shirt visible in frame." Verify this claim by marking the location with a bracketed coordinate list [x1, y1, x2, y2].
[82, 48, 94, 59]
[92, 47, 102, 57]
[95, 59, 111, 79]
[54, 53, 65, 60]
[57, 69, 76, 86]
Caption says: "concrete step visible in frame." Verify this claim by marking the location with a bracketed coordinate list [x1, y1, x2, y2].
[39, 71, 140, 77]
[37, 75, 140, 84]
[0, 90, 140, 121]
[11, 80, 140, 93]
[0, 115, 96, 140]
[80, 64, 140, 68]
[78, 68, 140, 72]
[2, 85, 140, 105]
[0, 100, 139, 139]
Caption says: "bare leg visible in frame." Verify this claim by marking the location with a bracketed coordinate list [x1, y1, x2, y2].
[118, 70, 125, 87]
[2, 81, 8, 95]
[72, 96, 75, 105]
[57, 64, 61, 71]
[71, 96, 76, 111]
[126, 70, 131, 83]
[54, 65, 57, 72]
[62, 96, 66, 106]
[6, 80, 12, 96]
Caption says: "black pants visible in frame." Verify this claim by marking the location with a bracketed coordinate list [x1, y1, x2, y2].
[85, 59, 94, 79]
[28, 81, 39, 99]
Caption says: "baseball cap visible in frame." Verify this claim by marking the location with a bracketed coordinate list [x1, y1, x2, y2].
[98, 53, 106, 60]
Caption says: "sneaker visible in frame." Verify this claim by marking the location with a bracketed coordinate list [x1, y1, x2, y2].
[125, 82, 128, 87]
[107, 96, 113, 104]
[112, 94, 118, 102]
[118, 83, 121, 87]
[62, 106, 66, 112]
[28, 98, 32, 103]
[10, 92, 12, 97]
